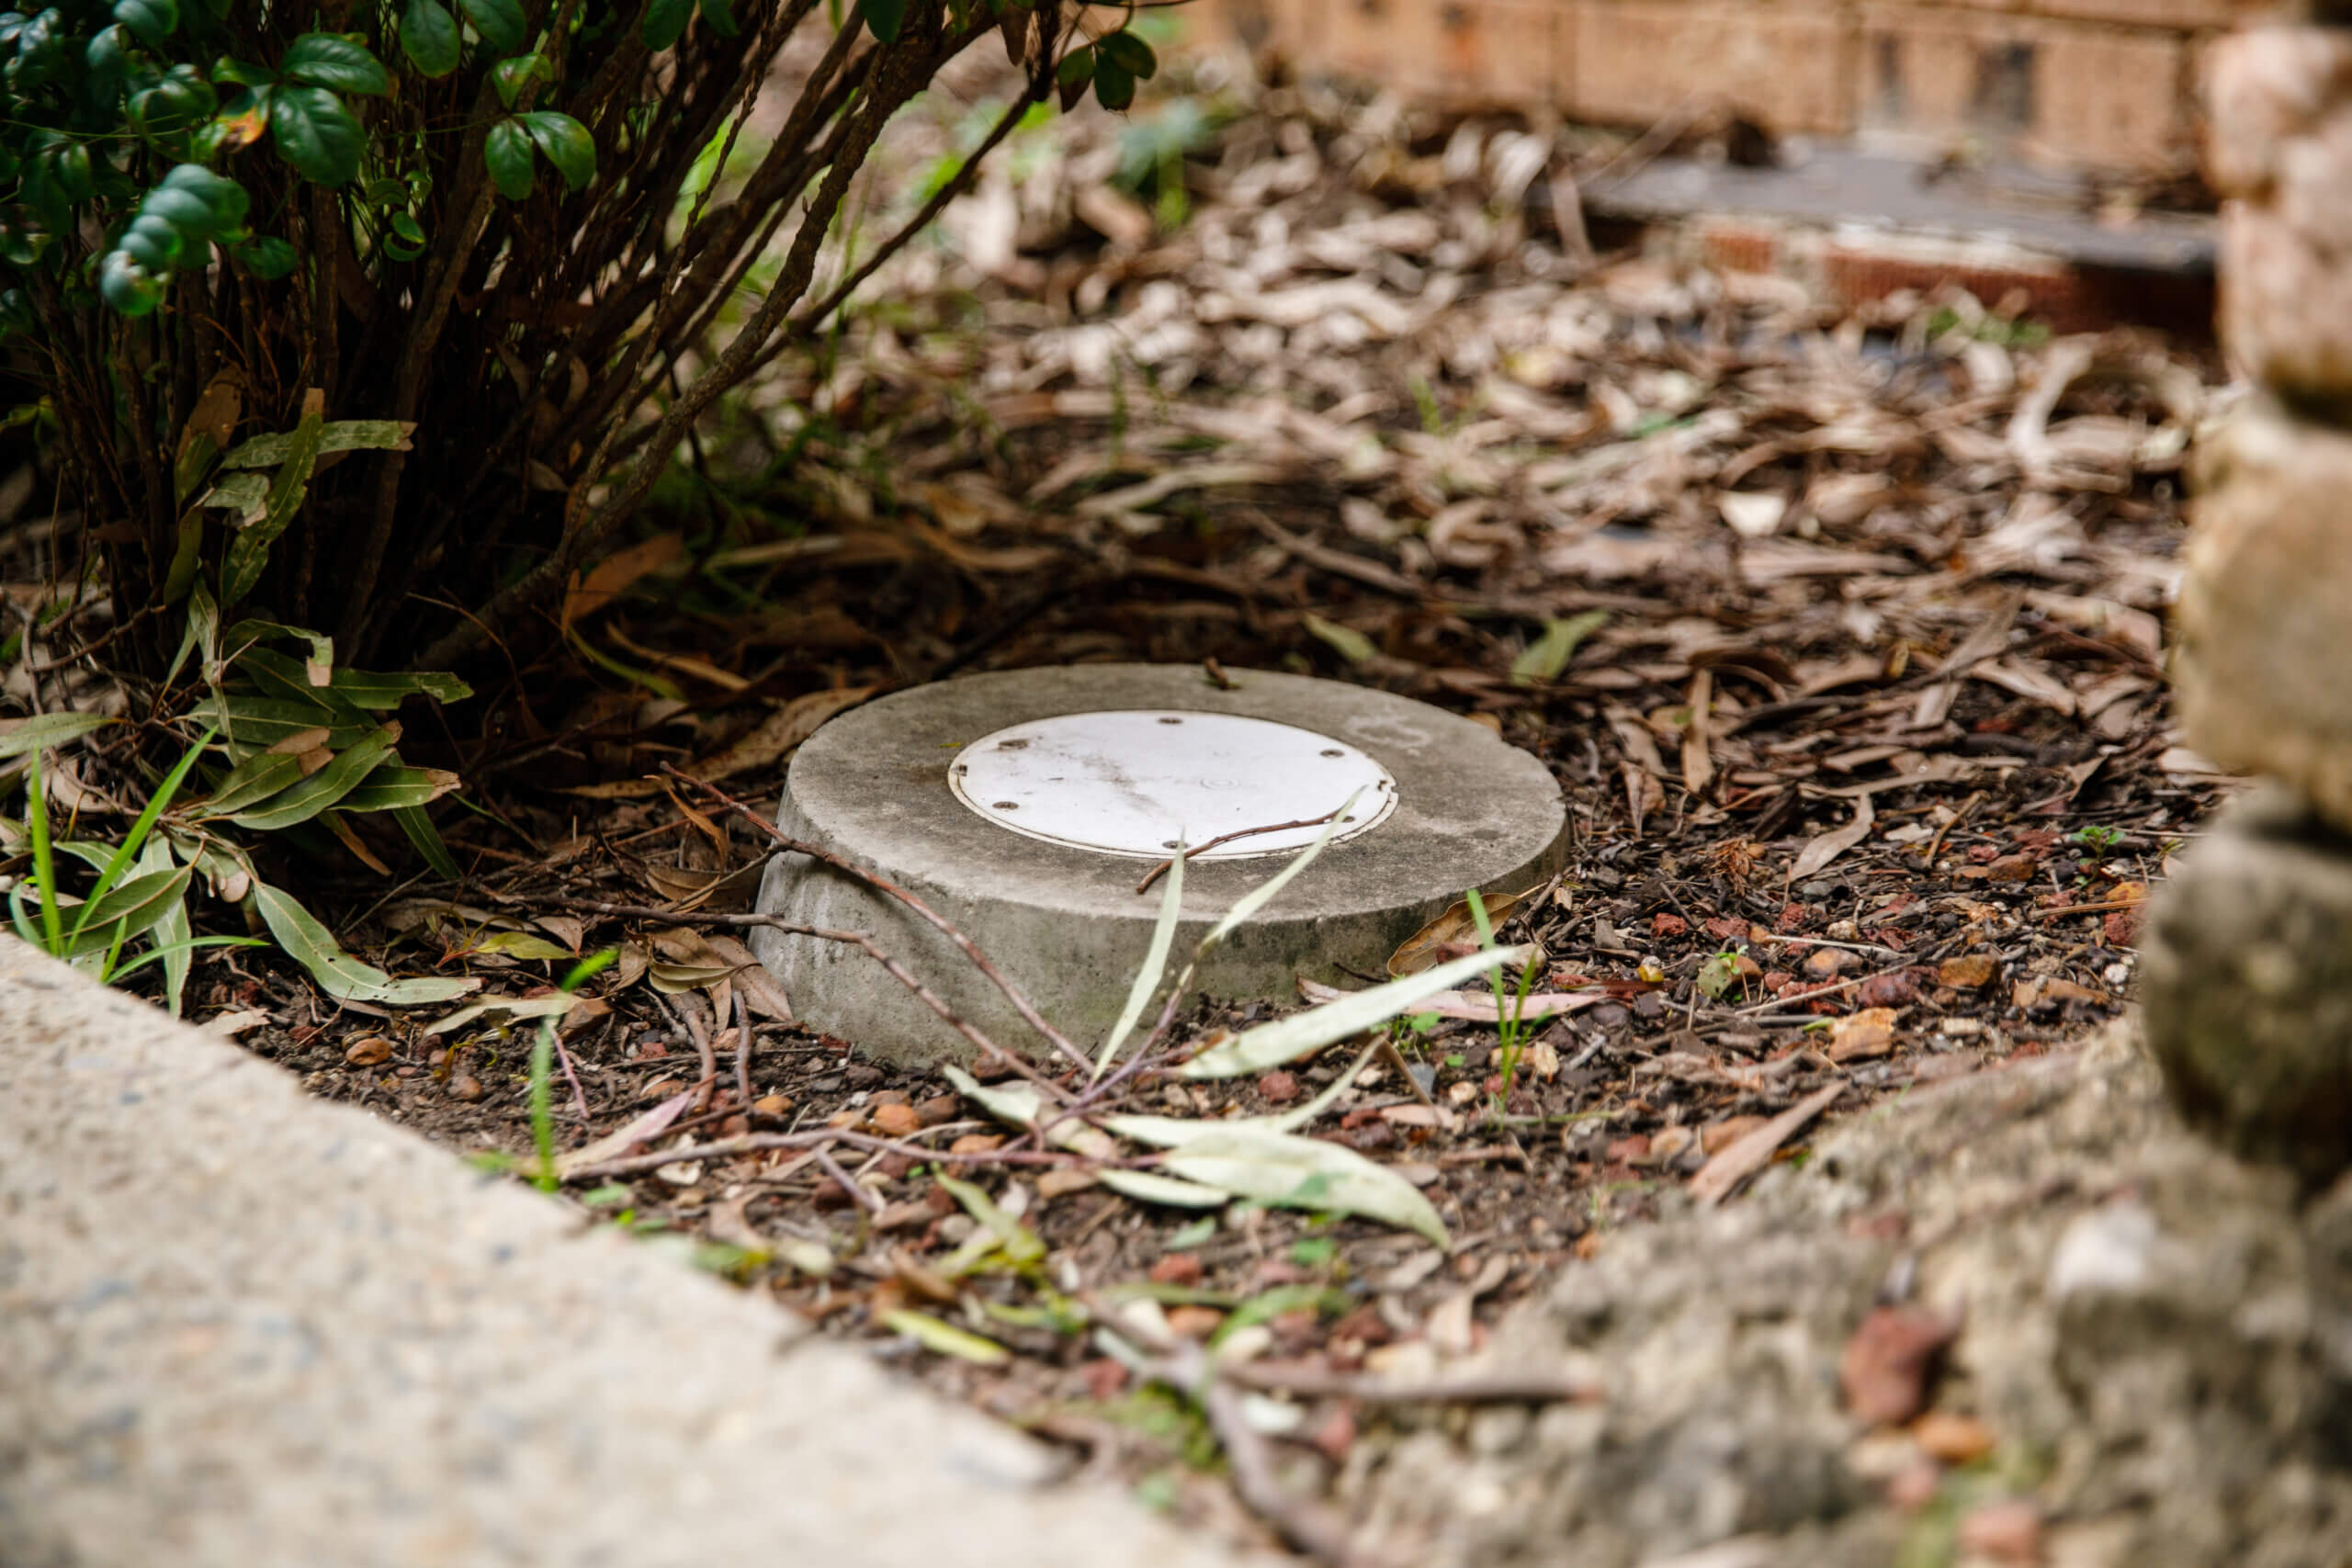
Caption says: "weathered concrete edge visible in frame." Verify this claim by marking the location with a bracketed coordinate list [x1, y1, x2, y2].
[0, 940, 1260, 1568]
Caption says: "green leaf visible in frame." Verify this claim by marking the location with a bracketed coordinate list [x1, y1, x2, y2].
[878, 1310, 1010, 1366]
[200, 471, 268, 519]
[112, 0, 176, 47]
[74, 863, 196, 951]
[279, 33, 390, 95]
[132, 836, 194, 1016]
[1510, 609, 1609, 687]
[1179, 945, 1533, 1079]
[1301, 612, 1374, 665]
[194, 694, 372, 752]
[484, 118, 534, 200]
[1156, 1127, 1449, 1245]
[235, 235, 298, 278]
[490, 51, 548, 108]
[399, 0, 463, 75]
[697, 0, 736, 37]
[1095, 30, 1155, 79]
[130, 68, 219, 146]
[220, 394, 327, 604]
[99, 252, 165, 316]
[198, 750, 307, 816]
[1092, 56, 1135, 112]
[640, 0, 690, 49]
[335, 764, 460, 812]
[1094, 834, 1181, 1080]
[858, 0, 904, 42]
[251, 881, 479, 1004]
[66, 725, 212, 953]
[300, 663, 470, 708]
[457, 0, 527, 53]
[221, 727, 401, 830]
[1056, 44, 1093, 112]
[390, 803, 461, 878]
[0, 712, 114, 760]
[517, 110, 594, 191]
[268, 85, 364, 185]
[220, 419, 413, 468]
[935, 1172, 1045, 1268]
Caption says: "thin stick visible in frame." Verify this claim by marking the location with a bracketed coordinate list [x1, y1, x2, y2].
[560, 1127, 1124, 1183]
[812, 1145, 883, 1216]
[1220, 1362, 1602, 1405]
[550, 1028, 593, 1123]
[1150, 1338, 1378, 1568]
[732, 987, 755, 1107]
[1132, 807, 1346, 895]
[664, 765, 1095, 1077]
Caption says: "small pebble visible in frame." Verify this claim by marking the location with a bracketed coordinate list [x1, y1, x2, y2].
[1256, 1069, 1300, 1104]
[447, 1074, 485, 1102]
[1166, 1304, 1225, 1340]
[1150, 1252, 1204, 1287]
[752, 1093, 794, 1117]
[1805, 947, 1851, 978]
[1912, 1410, 1996, 1464]
[869, 1102, 922, 1138]
[344, 1037, 394, 1066]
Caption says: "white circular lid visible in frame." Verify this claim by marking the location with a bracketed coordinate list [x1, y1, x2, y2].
[949, 709, 1398, 861]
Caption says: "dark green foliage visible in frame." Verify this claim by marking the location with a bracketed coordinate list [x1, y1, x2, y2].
[0, 0, 1161, 692]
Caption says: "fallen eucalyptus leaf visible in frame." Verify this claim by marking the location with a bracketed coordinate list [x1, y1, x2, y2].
[879, 1309, 1011, 1365]
[1181, 945, 1532, 1079]
[1157, 1125, 1449, 1246]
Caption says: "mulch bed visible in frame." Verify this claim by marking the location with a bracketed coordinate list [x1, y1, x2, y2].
[130, 56, 2233, 1560]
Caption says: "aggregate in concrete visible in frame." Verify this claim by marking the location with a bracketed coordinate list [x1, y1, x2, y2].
[0, 941, 1261, 1568]
[753, 664, 1569, 1063]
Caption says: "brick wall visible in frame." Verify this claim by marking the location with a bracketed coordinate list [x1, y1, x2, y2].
[1199, 0, 2273, 175]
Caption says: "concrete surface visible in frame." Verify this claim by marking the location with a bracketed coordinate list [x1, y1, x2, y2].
[0, 940, 1261, 1568]
[1587, 149, 2214, 278]
[753, 664, 1568, 1063]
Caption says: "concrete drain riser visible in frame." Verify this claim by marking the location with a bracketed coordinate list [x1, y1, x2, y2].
[752, 664, 1567, 1063]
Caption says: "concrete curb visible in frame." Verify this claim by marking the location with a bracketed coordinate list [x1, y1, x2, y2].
[0, 940, 1260, 1568]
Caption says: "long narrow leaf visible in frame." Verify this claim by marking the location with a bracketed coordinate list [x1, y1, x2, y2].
[252, 881, 477, 1004]
[1178, 944, 1532, 1079]
[1100, 1169, 1230, 1208]
[1198, 787, 1362, 953]
[390, 803, 462, 878]
[0, 712, 115, 760]
[224, 727, 400, 830]
[1093, 838, 1183, 1081]
[25, 752, 58, 953]
[73, 863, 195, 949]
[68, 726, 213, 949]
[337, 767, 461, 814]
[1156, 1126, 1449, 1245]
[134, 836, 193, 1015]
[197, 750, 307, 816]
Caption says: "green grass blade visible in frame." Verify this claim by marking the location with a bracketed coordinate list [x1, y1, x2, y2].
[69, 728, 214, 948]
[390, 804, 462, 879]
[1093, 838, 1183, 1082]
[25, 752, 59, 953]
